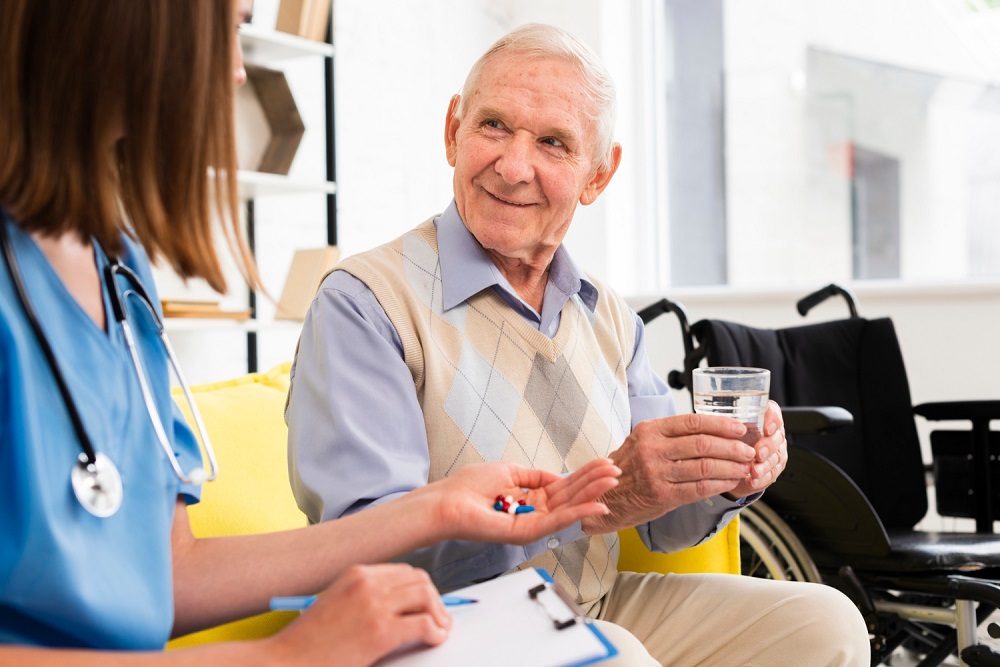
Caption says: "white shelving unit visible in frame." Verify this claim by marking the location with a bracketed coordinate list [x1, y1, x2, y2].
[164, 318, 303, 334]
[238, 170, 337, 200]
[162, 18, 336, 378]
[239, 23, 334, 61]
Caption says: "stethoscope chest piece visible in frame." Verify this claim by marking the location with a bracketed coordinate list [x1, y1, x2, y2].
[71, 452, 123, 518]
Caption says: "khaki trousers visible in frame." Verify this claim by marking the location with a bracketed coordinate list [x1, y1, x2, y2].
[590, 571, 870, 666]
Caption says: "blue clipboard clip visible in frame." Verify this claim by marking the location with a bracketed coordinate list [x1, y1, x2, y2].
[528, 580, 585, 631]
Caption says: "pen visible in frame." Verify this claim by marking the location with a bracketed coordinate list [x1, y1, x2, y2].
[270, 595, 317, 612]
[269, 595, 478, 611]
[440, 595, 478, 606]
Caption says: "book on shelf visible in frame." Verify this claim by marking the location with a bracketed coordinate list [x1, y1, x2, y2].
[275, 0, 332, 43]
[160, 299, 253, 321]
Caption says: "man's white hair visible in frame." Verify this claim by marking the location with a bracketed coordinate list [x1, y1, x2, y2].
[456, 23, 617, 172]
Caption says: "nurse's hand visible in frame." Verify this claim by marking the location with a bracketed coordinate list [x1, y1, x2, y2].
[267, 564, 450, 666]
[427, 459, 620, 545]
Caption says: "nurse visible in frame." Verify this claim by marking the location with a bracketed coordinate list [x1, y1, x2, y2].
[0, 1, 620, 664]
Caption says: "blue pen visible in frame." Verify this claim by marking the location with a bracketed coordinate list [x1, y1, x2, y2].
[270, 594, 478, 611]
[440, 595, 478, 606]
[270, 595, 317, 612]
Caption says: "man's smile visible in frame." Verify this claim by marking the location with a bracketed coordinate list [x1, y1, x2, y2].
[483, 187, 536, 207]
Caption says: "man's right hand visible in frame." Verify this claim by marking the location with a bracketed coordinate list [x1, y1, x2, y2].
[581, 413, 756, 535]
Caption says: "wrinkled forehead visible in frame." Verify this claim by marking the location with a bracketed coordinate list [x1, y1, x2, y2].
[470, 53, 597, 126]
[476, 52, 586, 95]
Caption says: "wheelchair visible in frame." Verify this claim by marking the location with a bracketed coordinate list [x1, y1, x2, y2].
[638, 285, 1000, 666]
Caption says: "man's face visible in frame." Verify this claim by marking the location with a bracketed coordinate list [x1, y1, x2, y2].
[445, 54, 619, 266]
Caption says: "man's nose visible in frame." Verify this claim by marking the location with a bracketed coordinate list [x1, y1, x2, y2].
[494, 135, 535, 184]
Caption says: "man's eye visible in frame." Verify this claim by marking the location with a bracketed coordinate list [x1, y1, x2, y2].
[542, 137, 565, 148]
[485, 120, 502, 129]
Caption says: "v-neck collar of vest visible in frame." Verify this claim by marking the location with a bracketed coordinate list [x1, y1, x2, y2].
[474, 287, 580, 364]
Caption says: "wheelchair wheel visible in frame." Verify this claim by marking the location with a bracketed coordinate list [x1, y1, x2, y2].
[739, 501, 821, 582]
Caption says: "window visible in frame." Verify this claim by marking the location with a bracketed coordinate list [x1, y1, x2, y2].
[661, 0, 1000, 288]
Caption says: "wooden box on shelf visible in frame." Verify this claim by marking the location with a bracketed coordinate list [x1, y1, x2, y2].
[275, 0, 332, 43]
[275, 246, 340, 321]
[245, 65, 305, 176]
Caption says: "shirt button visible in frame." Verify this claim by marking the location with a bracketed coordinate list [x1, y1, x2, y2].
[546, 537, 560, 549]
[703, 499, 715, 507]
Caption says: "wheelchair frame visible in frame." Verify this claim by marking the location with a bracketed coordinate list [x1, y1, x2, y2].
[638, 286, 1000, 667]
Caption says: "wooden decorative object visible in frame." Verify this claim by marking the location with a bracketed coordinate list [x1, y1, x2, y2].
[275, 246, 340, 321]
[275, 0, 333, 43]
[245, 65, 305, 176]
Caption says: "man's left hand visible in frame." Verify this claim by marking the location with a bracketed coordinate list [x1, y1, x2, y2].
[724, 400, 787, 500]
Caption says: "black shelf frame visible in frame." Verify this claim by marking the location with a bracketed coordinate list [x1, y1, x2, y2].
[245, 15, 336, 374]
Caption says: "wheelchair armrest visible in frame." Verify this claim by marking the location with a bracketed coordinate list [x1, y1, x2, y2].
[782, 406, 854, 435]
[913, 400, 1000, 422]
[949, 575, 1000, 610]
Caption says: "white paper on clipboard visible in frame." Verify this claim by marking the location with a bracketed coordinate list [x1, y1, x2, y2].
[373, 568, 618, 667]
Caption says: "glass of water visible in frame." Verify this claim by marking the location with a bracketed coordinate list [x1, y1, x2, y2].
[692, 367, 771, 446]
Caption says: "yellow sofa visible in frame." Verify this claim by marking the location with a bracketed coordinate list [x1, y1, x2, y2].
[167, 363, 740, 647]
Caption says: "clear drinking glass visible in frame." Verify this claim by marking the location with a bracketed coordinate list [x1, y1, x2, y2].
[692, 367, 771, 446]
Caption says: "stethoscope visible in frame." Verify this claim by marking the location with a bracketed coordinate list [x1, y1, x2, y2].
[0, 218, 218, 518]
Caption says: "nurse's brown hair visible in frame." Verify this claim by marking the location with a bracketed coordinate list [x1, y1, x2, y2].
[0, 0, 256, 292]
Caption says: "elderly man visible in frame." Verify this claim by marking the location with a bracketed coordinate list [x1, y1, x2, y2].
[287, 23, 869, 665]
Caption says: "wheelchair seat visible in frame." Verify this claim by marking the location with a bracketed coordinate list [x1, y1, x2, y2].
[640, 285, 1000, 666]
[766, 445, 1000, 574]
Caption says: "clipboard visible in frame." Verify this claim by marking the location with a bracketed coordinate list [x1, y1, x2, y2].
[374, 568, 618, 667]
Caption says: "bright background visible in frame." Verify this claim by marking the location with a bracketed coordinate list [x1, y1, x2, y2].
[155, 0, 1000, 533]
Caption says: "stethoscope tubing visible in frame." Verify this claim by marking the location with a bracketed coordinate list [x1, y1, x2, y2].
[0, 218, 101, 468]
[104, 263, 219, 485]
[0, 217, 218, 497]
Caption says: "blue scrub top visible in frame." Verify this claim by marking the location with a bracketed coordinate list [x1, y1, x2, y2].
[0, 212, 204, 649]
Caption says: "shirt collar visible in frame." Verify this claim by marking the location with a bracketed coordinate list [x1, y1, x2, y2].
[435, 199, 599, 314]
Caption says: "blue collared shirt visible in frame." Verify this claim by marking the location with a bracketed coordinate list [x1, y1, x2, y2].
[287, 201, 743, 591]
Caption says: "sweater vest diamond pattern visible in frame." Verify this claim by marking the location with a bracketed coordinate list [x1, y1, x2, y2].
[338, 219, 635, 608]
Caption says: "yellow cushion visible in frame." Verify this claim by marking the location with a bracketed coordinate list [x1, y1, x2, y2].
[617, 518, 741, 576]
[166, 362, 740, 647]
[167, 363, 303, 648]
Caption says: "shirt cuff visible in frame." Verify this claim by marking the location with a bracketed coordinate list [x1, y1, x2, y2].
[723, 490, 763, 507]
[523, 521, 587, 559]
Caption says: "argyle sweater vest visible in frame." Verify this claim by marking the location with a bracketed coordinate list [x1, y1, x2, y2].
[338, 218, 635, 607]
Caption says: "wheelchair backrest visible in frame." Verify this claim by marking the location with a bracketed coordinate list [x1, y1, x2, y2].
[691, 316, 927, 530]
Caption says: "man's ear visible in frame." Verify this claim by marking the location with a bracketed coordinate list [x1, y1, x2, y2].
[445, 95, 462, 167]
[580, 143, 622, 206]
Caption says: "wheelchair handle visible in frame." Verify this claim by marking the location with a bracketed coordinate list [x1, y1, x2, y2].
[796, 283, 860, 319]
[637, 298, 699, 390]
